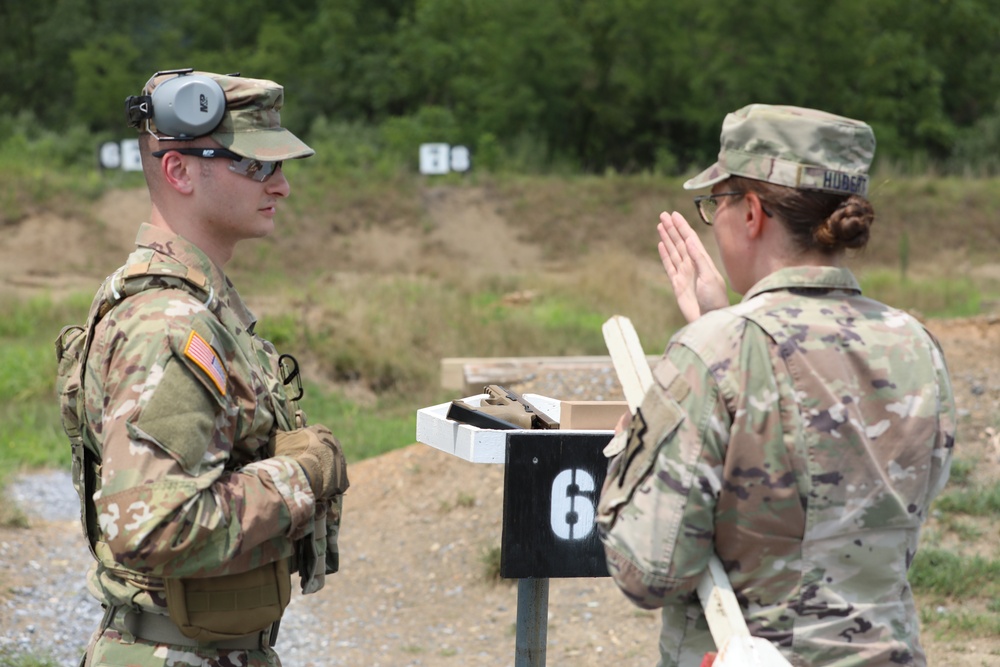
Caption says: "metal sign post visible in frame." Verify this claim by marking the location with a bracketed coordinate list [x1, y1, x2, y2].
[515, 577, 549, 666]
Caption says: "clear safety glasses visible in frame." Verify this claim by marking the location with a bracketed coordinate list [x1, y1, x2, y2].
[151, 147, 283, 182]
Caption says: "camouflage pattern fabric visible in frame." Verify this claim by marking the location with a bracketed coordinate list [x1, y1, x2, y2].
[683, 105, 875, 196]
[90, 630, 280, 667]
[81, 224, 319, 666]
[597, 266, 955, 667]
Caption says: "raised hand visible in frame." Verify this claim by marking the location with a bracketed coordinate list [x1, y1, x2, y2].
[657, 211, 729, 322]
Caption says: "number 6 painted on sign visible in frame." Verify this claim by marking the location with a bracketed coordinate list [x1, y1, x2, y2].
[550, 469, 596, 540]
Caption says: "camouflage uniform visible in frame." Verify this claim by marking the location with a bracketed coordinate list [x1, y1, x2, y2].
[61, 71, 337, 667]
[78, 224, 316, 666]
[597, 105, 955, 667]
[597, 266, 955, 667]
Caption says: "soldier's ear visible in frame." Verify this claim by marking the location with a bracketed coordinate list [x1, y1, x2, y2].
[743, 192, 767, 240]
[159, 150, 196, 195]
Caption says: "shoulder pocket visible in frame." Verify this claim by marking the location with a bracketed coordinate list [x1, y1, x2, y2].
[598, 382, 685, 524]
[133, 356, 220, 474]
[54, 324, 87, 443]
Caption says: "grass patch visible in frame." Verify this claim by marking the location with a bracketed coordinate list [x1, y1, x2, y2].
[0, 401, 72, 470]
[947, 457, 975, 486]
[910, 548, 1000, 599]
[933, 481, 1000, 517]
[918, 604, 1000, 639]
[0, 295, 89, 473]
[935, 514, 984, 542]
[0, 648, 60, 667]
[251, 273, 654, 405]
[0, 343, 59, 403]
[464, 289, 615, 356]
[299, 387, 418, 463]
[858, 269, 985, 318]
[0, 293, 92, 339]
[479, 544, 506, 585]
[400, 645, 425, 654]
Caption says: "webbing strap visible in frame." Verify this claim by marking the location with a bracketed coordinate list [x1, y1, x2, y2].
[75, 290, 116, 557]
[123, 258, 153, 278]
[186, 584, 282, 613]
[123, 258, 209, 290]
[74, 261, 214, 557]
[118, 609, 267, 650]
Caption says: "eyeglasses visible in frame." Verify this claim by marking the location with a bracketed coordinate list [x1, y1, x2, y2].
[693, 192, 744, 225]
[693, 191, 774, 225]
[151, 147, 283, 182]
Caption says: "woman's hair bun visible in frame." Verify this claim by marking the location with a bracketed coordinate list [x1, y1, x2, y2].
[813, 195, 875, 250]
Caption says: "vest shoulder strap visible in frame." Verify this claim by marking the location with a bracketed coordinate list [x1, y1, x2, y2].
[62, 258, 215, 557]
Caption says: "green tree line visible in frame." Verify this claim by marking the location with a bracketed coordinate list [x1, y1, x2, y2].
[3, 0, 1000, 174]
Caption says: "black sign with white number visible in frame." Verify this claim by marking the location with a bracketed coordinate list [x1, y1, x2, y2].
[500, 432, 612, 579]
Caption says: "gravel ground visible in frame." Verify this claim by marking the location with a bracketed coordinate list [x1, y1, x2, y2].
[1, 471, 101, 665]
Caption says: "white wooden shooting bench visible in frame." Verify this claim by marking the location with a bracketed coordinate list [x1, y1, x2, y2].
[416, 392, 614, 666]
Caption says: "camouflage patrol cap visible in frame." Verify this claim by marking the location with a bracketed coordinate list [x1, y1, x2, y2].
[684, 104, 875, 196]
[141, 70, 314, 161]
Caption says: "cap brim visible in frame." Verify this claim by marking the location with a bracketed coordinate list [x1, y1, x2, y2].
[212, 127, 315, 161]
[683, 161, 730, 191]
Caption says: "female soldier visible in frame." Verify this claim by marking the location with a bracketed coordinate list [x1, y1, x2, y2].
[597, 104, 955, 667]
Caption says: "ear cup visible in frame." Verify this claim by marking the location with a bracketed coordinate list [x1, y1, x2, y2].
[150, 74, 226, 139]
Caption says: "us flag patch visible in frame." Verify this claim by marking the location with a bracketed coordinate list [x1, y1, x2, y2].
[184, 330, 227, 395]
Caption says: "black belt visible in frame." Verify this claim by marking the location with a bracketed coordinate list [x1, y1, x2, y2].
[113, 609, 274, 650]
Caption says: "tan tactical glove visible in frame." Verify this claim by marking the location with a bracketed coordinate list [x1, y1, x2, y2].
[274, 425, 349, 499]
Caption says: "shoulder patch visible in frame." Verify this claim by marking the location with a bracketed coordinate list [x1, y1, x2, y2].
[184, 330, 227, 395]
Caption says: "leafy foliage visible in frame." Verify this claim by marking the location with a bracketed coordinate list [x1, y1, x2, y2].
[3, 0, 1000, 174]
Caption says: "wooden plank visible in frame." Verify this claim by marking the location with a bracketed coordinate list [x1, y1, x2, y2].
[440, 355, 661, 391]
[697, 550, 751, 648]
[601, 317, 654, 409]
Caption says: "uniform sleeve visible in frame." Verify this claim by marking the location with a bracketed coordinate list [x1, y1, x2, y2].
[85, 291, 316, 579]
[596, 343, 731, 609]
[925, 332, 957, 504]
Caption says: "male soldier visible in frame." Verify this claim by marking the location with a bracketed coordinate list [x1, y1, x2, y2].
[596, 104, 954, 666]
[60, 69, 348, 666]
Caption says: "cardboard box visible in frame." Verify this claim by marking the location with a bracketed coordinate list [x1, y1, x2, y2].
[559, 401, 627, 430]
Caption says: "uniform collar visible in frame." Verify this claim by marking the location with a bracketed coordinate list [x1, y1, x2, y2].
[742, 265, 862, 302]
[132, 223, 258, 331]
[134, 223, 223, 286]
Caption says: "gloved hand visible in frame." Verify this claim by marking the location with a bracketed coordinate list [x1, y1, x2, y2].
[274, 425, 349, 499]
